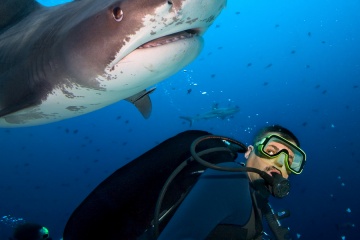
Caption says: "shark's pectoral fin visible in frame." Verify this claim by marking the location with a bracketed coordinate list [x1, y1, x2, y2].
[125, 87, 156, 119]
[0, 94, 40, 118]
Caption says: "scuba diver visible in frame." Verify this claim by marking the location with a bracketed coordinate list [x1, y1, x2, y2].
[157, 125, 305, 240]
[9, 222, 52, 240]
[63, 125, 306, 240]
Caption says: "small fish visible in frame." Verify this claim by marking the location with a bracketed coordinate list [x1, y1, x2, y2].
[265, 63, 273, 69]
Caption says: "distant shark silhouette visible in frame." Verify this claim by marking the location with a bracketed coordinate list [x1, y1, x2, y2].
[0, 0, 226, 127]
[180, 104, 240, 126]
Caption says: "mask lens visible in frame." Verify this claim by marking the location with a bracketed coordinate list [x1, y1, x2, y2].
[259, 135, 306, 174]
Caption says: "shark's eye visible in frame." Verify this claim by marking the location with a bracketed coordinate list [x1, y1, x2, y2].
[112, 7, 124, 22]
[167, 1, 173, 5]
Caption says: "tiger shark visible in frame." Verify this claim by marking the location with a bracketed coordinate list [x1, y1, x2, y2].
[0, 0, 226, 127]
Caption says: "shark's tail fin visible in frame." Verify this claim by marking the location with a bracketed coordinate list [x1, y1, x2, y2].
[179, 116, 194, 127]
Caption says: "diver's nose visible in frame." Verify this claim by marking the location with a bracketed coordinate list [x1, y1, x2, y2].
[273, 153, 286, 166]
[271, 153, 289, 178]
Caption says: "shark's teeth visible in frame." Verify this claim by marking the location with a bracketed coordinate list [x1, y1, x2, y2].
[137, 30, 198, 49]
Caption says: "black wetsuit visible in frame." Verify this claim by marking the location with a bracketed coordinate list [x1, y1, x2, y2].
[63, 130, 269, 240]
[158, 161, 266, 240]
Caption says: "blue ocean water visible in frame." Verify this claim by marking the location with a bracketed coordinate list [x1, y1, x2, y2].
[1, 0, 359, 239]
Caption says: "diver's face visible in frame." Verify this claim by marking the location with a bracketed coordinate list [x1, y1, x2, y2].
[245, 134, 295, 182]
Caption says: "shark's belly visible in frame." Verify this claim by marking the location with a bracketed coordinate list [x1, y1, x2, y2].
[0, 37, 203, 127]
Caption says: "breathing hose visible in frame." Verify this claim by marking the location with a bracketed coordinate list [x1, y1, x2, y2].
[190, 135, 290, 199]
[153, 135, 291, 239]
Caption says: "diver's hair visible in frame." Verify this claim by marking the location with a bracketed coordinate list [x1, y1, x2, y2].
[253, 124, 300, 147]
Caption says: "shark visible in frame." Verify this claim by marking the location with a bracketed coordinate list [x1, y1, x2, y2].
[0, 0, 226, 127]
[180, 104, 240, 126]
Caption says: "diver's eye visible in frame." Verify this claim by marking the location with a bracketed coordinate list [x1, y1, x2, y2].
[265, 146, 277, 156]
[266, 150, 275, 155]
[113, 7, 124, 22]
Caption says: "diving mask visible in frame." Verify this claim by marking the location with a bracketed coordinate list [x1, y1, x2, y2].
[256, 134, 306, 174]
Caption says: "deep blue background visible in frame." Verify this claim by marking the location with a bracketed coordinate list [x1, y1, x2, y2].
[1, 0, 359, 239]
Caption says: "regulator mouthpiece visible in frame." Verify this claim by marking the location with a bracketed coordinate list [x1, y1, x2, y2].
[266, 172, 290, 198]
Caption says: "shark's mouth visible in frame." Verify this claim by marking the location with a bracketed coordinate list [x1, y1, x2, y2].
[137, 29, 199, 49]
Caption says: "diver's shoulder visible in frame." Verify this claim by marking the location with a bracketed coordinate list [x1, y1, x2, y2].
[202, 161, 248, 178]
